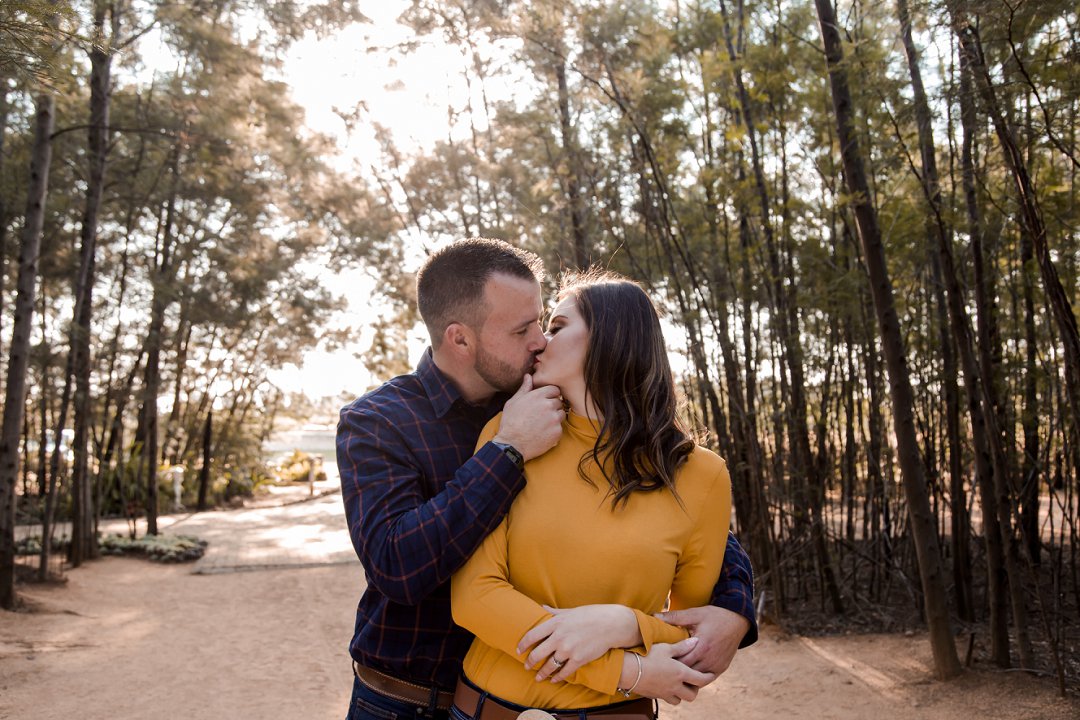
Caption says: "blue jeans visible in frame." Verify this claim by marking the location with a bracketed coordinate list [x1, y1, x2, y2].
[346, 675, 451, 720]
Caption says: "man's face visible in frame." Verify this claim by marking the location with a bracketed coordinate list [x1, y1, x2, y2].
[472, 273, 547, 393]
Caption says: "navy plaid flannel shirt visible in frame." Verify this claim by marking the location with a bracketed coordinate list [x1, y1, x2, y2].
[338, 349, 757, 690]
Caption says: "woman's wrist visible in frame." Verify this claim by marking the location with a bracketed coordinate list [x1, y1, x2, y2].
[609, 605, 641, 648]
[616, 651, 643, 697]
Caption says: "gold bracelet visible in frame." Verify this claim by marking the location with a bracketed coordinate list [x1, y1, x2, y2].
[617, 652, 643, 698]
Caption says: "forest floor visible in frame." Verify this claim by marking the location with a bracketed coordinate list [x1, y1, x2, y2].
[2, 487, 1078, 720]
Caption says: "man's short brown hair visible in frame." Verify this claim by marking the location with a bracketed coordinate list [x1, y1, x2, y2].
[416, 238, 545, 349]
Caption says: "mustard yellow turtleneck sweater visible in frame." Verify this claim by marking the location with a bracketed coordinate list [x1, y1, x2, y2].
[450, 411, 732, 709]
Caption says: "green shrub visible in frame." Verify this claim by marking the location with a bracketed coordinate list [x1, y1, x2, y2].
[271, 450, 328, 483]
[98, 533, 208, 563]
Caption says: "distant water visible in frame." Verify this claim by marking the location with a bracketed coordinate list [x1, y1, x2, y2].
[263, 427, 337, 467]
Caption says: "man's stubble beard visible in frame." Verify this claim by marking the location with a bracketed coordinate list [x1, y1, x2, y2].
[474, 342, 532, 394]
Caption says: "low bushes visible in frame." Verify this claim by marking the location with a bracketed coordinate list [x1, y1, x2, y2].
[98, 534, 208, 563]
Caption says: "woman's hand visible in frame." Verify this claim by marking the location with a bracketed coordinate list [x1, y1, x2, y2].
[517, 604, 639, 682]
[631, 637, 716, 705]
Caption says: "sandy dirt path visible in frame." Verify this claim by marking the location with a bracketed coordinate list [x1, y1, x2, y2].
[2, 494, 1076, 720]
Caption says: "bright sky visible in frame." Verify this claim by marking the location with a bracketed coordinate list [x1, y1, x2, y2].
[136, 2, 512, 400]
[135, 4, 683, 401]
[270, 2, 477, 399]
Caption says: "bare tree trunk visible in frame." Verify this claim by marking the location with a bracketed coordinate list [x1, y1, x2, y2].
[814, 0, 960, 679]
[197, 410, 211, 512]
[555, 60, 589, 268]
[0, 90, 56, 608]
[142, 145, 181, 535]
[1020, 224, 1040, 566]
[69, 0, 116, 566]
[895, 0, 975, 624]
[0, 69, 9, 361]
[161, 304, 192, 465]
[951, 32, 1011, 666]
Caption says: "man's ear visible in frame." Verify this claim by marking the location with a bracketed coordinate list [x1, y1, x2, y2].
[443, 322, 474, 358]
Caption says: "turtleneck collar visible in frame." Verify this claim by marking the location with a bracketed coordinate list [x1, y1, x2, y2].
[565, 410, 603, 439]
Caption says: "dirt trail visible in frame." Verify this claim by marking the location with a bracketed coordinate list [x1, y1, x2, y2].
[2, 496, 1076, 720]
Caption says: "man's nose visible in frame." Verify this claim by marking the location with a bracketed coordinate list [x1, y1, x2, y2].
[530, 328, 548, 352]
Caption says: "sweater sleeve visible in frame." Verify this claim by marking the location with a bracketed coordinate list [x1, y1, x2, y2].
[671, 462, 733, 611]
[625, 460, 732, 653]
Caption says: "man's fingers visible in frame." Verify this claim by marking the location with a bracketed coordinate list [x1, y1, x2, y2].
[677, 644, 704, 669]
[655, 609, 680, 624]
[668, 636, 699, 659]
[515, 373, 534, 395]
[532, 384, 563, 399]
[684, 669, 716, 688]
[656, 607, 702, 627]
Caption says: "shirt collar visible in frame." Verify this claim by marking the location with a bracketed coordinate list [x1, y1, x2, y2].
[417, 348, 463, 418]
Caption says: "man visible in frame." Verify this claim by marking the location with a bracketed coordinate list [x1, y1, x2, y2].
[338, 238, 756, 720]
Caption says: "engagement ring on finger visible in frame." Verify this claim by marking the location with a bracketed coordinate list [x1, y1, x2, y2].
[551, 657, 565, 668]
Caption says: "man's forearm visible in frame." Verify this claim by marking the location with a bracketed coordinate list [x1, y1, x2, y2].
[711, 531, 757, 647]
[340, 428, 524, 604]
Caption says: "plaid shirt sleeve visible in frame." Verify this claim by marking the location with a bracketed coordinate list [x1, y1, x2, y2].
[711, 531, 758, 647]
[338, 404, 525, 606]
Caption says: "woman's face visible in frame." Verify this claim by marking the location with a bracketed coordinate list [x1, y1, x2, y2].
[531, 294, 589, 402]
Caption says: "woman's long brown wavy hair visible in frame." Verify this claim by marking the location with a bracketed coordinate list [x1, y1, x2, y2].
[558, 269, 695, 508]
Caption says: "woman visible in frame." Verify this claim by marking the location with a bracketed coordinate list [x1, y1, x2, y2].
[449, 270, 732, 720]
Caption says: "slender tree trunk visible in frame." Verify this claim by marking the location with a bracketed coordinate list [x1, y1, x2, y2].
[953, 33, 1011, 666]
[814, 0, 960, 678]
[0, 91, 56, 608]
[37, 304, 50, 504]
[555, 60, 588, 268]
[1020, 224, 1040, 565]
[69, 0, 115, 566]
[161, 307, 192, 465]
[142, 145, 181, 535]
[197, 410, 212, 512]
[895, 0, 975, 624]
[0, 69, 9, 360]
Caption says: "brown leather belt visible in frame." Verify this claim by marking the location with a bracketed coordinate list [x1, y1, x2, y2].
[453, 678, 655, 720]
[352, 661, 455, 711]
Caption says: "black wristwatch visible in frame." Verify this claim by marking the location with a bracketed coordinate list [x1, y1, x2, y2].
[490, 440, 525, 470]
